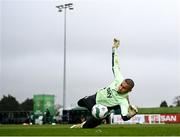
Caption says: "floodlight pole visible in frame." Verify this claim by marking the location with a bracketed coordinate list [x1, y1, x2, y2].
[56, 3, 73, 109]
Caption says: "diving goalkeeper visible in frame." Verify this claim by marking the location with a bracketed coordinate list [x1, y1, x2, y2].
[71, 38, 138, 128]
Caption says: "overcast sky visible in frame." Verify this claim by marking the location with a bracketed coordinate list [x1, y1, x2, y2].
[0, 0, 179, 108]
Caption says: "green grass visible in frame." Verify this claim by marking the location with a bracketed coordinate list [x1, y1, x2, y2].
[138, 107, 180, 114]
[0, 124, 180, 136]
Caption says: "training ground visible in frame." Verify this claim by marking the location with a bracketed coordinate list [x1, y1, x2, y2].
[0, 124, 180, 136]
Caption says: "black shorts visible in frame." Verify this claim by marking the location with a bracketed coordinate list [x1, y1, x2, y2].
[77, 93, 103, 128]
[77, 94, 96, 111]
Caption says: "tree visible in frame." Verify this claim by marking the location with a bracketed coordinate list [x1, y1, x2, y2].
[0, 95, 20, 111]
[173, 96, 180, 107]
[20, 98, 33, 111]
[160, 100, 168, 107]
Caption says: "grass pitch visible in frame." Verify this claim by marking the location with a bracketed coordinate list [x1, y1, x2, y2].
[0, 124, 180, 136]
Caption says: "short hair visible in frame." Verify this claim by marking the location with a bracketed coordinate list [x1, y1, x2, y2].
[125, 78, 135, 89]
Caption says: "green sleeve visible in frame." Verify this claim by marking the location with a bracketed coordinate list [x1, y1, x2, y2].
[112, 48, 124, 83]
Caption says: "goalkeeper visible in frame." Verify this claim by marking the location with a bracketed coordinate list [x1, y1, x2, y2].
[71, 38, 138, 128]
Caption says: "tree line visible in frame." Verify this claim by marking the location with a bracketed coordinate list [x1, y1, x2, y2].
[0, 94, 179, 111]
[0, 95, 33, 111]
[160, 96, 180, 107]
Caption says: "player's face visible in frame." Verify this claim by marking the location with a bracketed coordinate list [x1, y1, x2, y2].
[118, 80, 132, 94]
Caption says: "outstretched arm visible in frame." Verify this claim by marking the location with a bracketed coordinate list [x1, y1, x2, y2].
[112, 38, 123, 83]
[120, 103, 138, 121]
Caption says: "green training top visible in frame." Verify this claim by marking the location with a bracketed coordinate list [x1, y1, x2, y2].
[96, 47, 129, 116]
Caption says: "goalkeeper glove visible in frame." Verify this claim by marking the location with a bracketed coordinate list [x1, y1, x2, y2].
[128, 105, 138, 118]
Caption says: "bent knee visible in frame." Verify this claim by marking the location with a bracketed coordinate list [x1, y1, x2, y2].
[78, 98, 86, 107]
